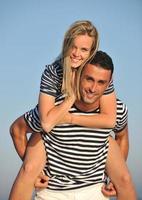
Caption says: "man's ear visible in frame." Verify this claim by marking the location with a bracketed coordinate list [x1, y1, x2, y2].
[109, 74, 113, 82]
[107, 77, 113, 89]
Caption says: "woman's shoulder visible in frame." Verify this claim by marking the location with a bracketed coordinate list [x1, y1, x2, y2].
[45, 59, 62, 71]
[43, 59, 63, 79]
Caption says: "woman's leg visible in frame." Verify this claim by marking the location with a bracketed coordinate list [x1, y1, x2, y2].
[9, 133, 46, 200]
[105, 136, 136, 200]
[10, 115, 30, 160]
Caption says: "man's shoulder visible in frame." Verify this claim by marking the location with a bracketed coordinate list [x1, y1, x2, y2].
[116, 99, 128, 113]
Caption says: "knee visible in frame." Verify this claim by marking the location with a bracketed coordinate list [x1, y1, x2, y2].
[9, 122, 17, 138]
[116, 171, 132, 188]
[21, 155, 43, 178]
[9, 116, 26, 139]
[121, 172, 132, 185]
[21, 162, 38, 178]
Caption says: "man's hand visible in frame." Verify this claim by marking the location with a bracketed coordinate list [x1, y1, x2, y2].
[34, 173, 49, 189]
[101, 182, 117, 197]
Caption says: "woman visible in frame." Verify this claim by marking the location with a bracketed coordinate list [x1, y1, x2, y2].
[9, 20, 123, 200]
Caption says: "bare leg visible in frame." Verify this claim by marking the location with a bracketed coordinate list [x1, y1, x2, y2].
[106, 137, 137, 200]
[10, 115, 30, 160]
[9, 133, 46, 200]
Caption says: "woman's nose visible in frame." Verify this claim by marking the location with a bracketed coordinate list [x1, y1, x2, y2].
[72, 48, 80, 57]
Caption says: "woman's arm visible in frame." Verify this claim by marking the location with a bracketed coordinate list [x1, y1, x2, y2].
[38, 92, 75, 133]
[71, 91, 116, 128]
[39, 66, 76, 133]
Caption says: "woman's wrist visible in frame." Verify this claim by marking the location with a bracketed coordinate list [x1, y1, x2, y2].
[70, 114, 73, 124]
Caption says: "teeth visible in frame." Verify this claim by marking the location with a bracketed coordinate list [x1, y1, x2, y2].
[71, 58, 80, 63]
[86, 92, 95, 98]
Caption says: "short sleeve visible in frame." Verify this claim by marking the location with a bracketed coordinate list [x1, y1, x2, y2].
[24, 105, 42, 133]
[113, 99, 128, 133]
[40, 60, 63, 97]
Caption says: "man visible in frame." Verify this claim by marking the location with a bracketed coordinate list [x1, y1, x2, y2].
[10, 51, 136, 199]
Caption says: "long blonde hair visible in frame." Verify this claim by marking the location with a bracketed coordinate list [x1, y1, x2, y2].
[61, 20, 99, 97]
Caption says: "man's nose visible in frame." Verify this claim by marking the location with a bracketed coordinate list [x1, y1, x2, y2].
[90, 83, 97, 92]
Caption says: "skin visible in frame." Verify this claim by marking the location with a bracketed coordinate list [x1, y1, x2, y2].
[79, 64, 112, 106]
[70, 34, 93, 68]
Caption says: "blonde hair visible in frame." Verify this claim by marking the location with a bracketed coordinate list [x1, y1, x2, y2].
[61, 20, 99, 97]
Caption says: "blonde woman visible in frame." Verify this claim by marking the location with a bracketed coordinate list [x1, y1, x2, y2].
[9, 21, 117, 200]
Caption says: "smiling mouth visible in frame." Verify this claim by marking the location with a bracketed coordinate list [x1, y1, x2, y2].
[86, 91, 97, 98]
[70, 57, 81, 63]
[71, 59, 80, 63]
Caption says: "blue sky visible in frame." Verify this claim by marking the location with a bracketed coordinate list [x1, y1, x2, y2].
[0, 0, 142, 199]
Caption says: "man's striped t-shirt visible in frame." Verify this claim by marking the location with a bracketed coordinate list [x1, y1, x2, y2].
[24, 97, 128, 190]
[40, 98, 127, 190]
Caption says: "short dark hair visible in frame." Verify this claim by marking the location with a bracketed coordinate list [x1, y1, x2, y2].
[89, 51, 114, 75]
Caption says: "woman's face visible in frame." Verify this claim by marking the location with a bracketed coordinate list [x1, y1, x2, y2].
[69, 34, 94, 68]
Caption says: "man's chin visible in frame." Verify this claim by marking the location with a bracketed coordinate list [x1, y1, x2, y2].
[83, 98, 96, 104]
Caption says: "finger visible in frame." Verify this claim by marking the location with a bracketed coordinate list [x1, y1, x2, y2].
[102, 190, 116, 197]
[35, 180, 48, 189]
[40, 174, 49, 182]
[102, 188, 116, 197]
[101, 185, 116, 197]
[105, 182, 114, 190]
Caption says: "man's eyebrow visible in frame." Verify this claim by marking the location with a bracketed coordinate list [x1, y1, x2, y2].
[85, 75, 94, 80]
[98, 79, 108, 83]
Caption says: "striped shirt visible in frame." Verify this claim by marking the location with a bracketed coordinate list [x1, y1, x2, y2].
[24, 98, 128, 190]
[40, 59, 114, 97]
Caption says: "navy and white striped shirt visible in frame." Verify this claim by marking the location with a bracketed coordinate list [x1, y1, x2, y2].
[24, 98, 128, 190]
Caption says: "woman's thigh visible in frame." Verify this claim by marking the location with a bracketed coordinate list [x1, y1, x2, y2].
[106, 136, 129, 184]
[23, 133, 46, 175]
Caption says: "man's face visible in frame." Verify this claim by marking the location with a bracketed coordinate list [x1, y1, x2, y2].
[80, 64, 112, 104]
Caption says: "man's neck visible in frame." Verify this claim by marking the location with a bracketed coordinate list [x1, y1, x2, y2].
[75, 99, 100, 112]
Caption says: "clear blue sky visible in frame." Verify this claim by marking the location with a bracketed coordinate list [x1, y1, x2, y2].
[0, 0, 142, 199]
